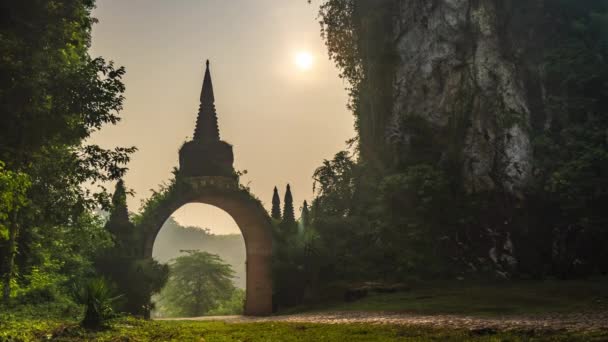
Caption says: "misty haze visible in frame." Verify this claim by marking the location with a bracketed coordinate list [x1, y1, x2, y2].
[1, 0, 607, 341]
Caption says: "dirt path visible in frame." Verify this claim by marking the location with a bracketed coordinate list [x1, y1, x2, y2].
[159, 311, 608, 331]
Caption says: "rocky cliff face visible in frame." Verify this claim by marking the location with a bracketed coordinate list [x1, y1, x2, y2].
[375, 0, 556, 276]
[387, 0, 547, 196]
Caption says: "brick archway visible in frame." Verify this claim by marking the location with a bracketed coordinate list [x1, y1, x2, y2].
[138, 61, 273, 315]
[140, 176, 273, 316]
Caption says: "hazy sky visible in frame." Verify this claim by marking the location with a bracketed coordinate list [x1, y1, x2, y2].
[89, 0, 353, 234]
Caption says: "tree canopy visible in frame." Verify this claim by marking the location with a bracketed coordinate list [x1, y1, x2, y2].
[0, 0, 134, 304]
[156, 251, 237, 317]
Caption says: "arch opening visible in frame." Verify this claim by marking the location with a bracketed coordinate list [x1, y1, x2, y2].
[151, 203, 247, 318]
[141, 185, 274, 315]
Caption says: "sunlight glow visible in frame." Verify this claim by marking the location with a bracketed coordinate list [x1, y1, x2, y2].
[295, 51, 314, 71]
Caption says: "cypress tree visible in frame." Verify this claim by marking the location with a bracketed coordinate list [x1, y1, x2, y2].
[271, 186, 281, 220]
[109, 179, 130, 225]
[98, 180, 167, 317]
[282, 184, 295, 224]
[301, 200, 310, 228]
[104, 179, 139, 256]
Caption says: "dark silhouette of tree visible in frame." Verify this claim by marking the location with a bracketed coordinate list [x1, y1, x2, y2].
[271, 186, 281, 220]
[97, 180, 168, 317]
[105, 180, 135, 253]
[109, 180, 130, 226]
[282, 184, 295, 225]
[301, 200, 310, 228]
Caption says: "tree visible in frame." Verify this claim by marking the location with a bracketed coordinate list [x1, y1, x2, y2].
[300, 200, 310, 228]
[0, 163, 30, 301]
[104, 180, 137, 255]
[72, 277, 121, 329]
[206, 288, 245, 316]
[96, 181, 168, 317]
[0, 0, 134, 302]
[282, 185, 295, 224]
[311, 150, 357, 218]
[109, 180, 130, 227]
[271, 186, 281, 220]
[157, 251, 237, 317]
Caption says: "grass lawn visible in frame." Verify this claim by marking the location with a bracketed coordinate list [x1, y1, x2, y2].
[2, 317, 608, 341]
[2, 278, 608, 341]
[289, 277, 608, 317]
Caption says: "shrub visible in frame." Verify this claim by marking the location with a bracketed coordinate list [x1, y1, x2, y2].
[72, 277, 121, 329]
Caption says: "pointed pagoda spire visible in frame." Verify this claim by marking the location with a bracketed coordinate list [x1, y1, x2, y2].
[193, 59, 220, 143]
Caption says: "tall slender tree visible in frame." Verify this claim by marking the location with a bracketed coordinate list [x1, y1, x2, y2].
[282, 184, 295, 224]
[109, 180, 130, 226]
[301, 200, 310, 228]
[271, 186, 281, 220]
[97, 180, 168, 317]
[105, 180, 134, 252]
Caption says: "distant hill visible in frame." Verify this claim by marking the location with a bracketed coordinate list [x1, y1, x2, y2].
[152, 217, 246, 289]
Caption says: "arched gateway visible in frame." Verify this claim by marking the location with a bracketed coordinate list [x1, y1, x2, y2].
[139, 61, 272, 316]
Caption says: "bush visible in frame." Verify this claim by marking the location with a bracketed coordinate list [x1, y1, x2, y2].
[72, 277, 121, 329]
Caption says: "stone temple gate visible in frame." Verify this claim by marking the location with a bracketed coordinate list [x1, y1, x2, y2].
[139, 60, 273, 316]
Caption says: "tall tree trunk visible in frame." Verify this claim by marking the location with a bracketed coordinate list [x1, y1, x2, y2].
[2, 213, 19, 303]
[3, 122, 27, 304]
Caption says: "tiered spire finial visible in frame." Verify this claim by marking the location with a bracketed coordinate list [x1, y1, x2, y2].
[193, 59, 220, 143]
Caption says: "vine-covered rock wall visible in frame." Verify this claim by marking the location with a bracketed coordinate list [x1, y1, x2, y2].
[388, 0, 549, 195]
[319, 0, 608, 278]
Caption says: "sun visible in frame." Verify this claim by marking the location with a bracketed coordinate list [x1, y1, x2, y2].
[295, 51, 314, 71]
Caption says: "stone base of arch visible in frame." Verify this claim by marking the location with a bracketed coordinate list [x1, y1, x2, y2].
[139, 176, 273, 316]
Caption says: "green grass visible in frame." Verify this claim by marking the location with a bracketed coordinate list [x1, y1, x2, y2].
[288, 277, 608, 317]
[0, 302, 79, 341]
[2, 317, 608, 341]
[2, 279, 608, 341]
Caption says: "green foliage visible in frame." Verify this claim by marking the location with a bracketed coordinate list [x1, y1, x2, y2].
[109, 180, 130, 225]
[319, 0, 396, 162]
[72, 277, 121, 329]
[206, 288, 245, 316]
[156, 250, 237, 317]
[1, 210, 112, 304]
[376, 165, 451, 277]
[312, 0, 608, 288]
[0, 162, 29, 241]
[153, 217, 246, 289]
[132, 173, 179, 227]
[0, 0, 134, 303]
[312, 150, 358, 217]
[272, 210, 325, 309]
[91, 181, 169, 318]
[0, 307, 66, 342]
[319, 0, 362, 96]
[300, 277, 608, 318]
[2, 314, 608, 341]
[530, 0, 608, 275]
[95, 255, 168, 317]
